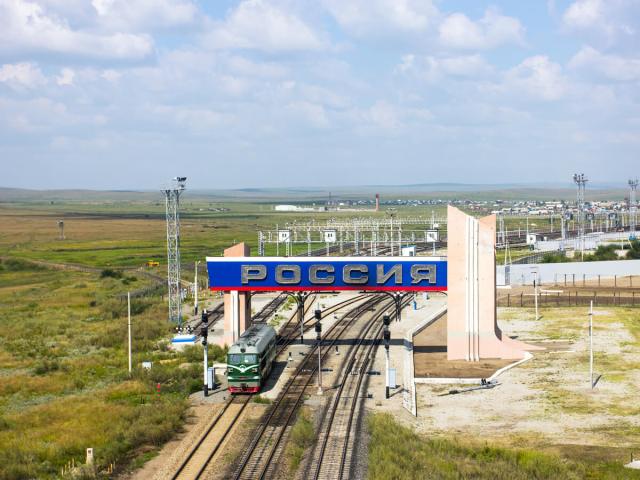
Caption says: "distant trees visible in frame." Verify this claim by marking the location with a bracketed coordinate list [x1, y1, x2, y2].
[627, 240, 640, 259]
[540, 252, 571, 263]
[584, 244, 619, 262]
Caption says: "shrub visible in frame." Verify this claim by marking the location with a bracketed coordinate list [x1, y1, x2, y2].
[585, 244, 619, 262]
[0, 258, 45, 272]
[34, 359, 60, 375]
[627, 240, 640, 259]
[540, 252, 571, 263]
[100, 269, 122, 279]
[253, 395, 272, 404]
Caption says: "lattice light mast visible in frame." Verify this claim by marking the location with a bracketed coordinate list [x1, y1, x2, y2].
[163, 177, 187, 325]
[573, 173, 588, 260]
[629, 178, 639, 237]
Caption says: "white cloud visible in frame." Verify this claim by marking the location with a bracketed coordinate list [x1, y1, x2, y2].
[397, 53, 493, 82]
[101, 69, 122, 82]
[569, 46, 640, 81]
[367, 100, 401, 129]
[503, 55, 567, 101]
[227, 56, 288, 78]
[91, 0, 198, 30]
[286, 101, 329, 128]
[150, 104, 228, 135]
[439, 7, 525, 50]
[56, 67, 75, 86]
[0, 62, 46, 89]
[563, 0, 603, 29]
[202, 0, 325, 53]
[561, 0, 637, 45]
[0, 0, 154, 61]
[322, 0, 438, 36]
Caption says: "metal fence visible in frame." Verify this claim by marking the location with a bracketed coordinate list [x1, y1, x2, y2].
[498, 290, 640, 308]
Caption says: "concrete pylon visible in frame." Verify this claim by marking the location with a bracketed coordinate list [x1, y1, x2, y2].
[447, 206, 539, 360]
[221, 243, 252, 347]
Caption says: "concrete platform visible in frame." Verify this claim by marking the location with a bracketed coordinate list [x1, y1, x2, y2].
[368, 294, 448, 403]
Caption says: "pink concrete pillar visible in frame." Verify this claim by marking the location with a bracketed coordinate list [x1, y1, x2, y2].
[447, 206, 539, 360]
[221, 243, 251, 347]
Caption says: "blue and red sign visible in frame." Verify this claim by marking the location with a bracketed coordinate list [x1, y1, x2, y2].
[206, 256, 447, 292]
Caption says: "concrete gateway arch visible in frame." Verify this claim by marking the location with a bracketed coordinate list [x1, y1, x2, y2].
[207, 206, 536, 361]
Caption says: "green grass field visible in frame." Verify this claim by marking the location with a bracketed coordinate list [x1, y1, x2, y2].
[368, 413, 640, 479]
[0, 258, 226, 479]
[1, 194, 637, 479]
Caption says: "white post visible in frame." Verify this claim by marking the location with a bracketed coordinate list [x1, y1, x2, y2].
[317, 334, 323, 395]
[385, 347, 390, 397]
[127, 292, 132, 374]
[203, 338, 209, 394]
[534, 271, 539, 320]
[194, 260, 199, 315]
[589, 300, 593, 389]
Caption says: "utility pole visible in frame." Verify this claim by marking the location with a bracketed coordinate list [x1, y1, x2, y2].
[194, 260, 200, 316]
[629, 179, 638, 238]
[162, 177, 186, 325]
[383, 315, 391, 399]
[533, 270, 539, 320]
[315, 310, 323, 395]
[127, 292, 132, 374]
[589, 301, 594, 389]
[201, 310, 209, 397]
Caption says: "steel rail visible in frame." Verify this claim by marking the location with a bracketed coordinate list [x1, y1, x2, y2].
[311, 297, 410, 480]
[170, 395, 251, 480]
[231, 296, 388, 480]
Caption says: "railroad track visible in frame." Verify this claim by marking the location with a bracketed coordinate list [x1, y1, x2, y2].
[252, 294, 289, 323]
[169, 395, 251, 480]
[307, 296, 411, 480]
[165, 294, 369, 480]
[185, 302, 224, 337]
[230, 296, 389, 480]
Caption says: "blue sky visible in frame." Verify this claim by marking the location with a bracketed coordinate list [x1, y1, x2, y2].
[0, 0, 639, 189]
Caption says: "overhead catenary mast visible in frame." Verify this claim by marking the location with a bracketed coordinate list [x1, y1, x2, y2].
[629, 178, 638, 238]
[573, 173, 588, 260]
[163, 177, 187, 325]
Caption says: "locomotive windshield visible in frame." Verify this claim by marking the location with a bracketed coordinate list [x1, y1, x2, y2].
[228, 354, 257, 364]
[243, 354, 257, 364]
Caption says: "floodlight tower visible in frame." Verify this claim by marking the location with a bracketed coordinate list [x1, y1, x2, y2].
[629, 178, 639, 237]
[573, 173, 588, 260]
[162, 177, 187, 325]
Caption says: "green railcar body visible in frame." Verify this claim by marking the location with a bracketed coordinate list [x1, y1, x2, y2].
[227, 323, 277, 393]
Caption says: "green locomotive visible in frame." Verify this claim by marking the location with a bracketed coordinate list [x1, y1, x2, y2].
[227, 323, 277, 393]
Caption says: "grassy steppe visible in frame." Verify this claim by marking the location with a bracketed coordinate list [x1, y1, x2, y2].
[0, 258, 225, 479]
[368, 413, 639, 479]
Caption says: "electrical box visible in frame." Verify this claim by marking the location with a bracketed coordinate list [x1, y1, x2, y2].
[323, 230, 337, 243]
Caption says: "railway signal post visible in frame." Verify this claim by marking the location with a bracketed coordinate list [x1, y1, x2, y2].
[297, 292, 308, 344]
[383, 315, 391, 399]
[201, 310, 209, 397]
[315, 309, 323, 395]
